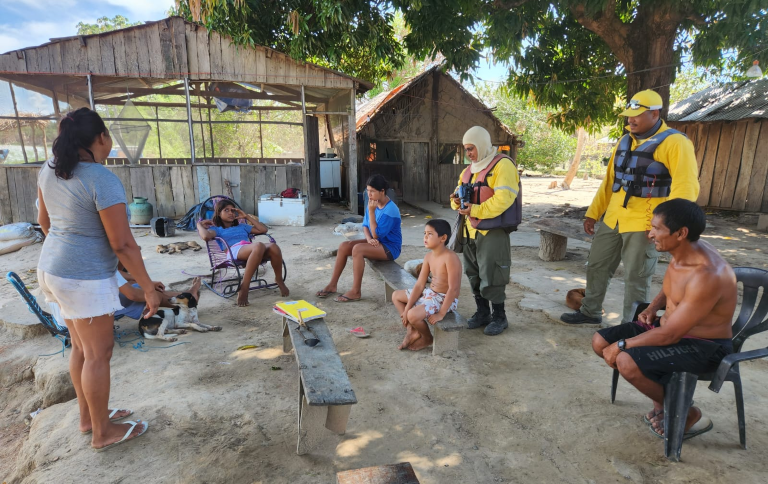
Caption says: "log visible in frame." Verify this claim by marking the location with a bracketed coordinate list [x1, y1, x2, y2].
[538, 231, 567, 261]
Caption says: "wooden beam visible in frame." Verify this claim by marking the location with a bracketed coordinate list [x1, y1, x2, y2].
[8, 83, 28, 163]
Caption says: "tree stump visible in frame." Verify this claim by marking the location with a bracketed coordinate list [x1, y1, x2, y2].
[538, 231, 567, 261]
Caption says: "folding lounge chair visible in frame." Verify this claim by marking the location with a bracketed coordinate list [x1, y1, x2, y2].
[197, 195, 287, 298]
[6, 272, 70, 355]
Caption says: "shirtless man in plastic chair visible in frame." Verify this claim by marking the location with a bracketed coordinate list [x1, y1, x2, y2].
[592, 199, 737, 440]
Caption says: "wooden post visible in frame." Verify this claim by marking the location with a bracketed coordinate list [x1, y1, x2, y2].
[259, 110, 264, 159]
[51, 90, 61, 117]
[348, 87, 358, 214]
[155, 106, 162, 158]
[184, 77, 195, 163]
[8, 82, 28, 164]
[87, 74, 95, 110]
[301, 85, 310, 198]
[430, 70, 439, 201]
[562, 127, 587, 189]
[197, 93, 207, 159]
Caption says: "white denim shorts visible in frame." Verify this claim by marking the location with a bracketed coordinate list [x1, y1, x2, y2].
[38, 269, 123, 321]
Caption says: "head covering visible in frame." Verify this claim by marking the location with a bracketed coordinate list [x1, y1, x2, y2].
[619, 90, 663, 117]
[462, 126, 497, 173]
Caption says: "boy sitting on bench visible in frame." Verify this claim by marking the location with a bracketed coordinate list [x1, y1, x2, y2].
[392, 219, 462, 351]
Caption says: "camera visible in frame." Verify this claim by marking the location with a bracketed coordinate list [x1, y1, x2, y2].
[456, 183, 472, 209]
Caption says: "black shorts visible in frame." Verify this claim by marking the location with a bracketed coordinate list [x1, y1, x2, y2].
[382, 245, 394, 260]
[597, 323, 732, 385]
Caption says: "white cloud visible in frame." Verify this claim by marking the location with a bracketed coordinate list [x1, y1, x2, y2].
[0, 22, 77, 53]
[103, 0, 175, 21]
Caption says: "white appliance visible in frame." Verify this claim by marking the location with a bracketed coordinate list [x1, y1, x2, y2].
[258, 194, 309, 227]
[319, 154, 342, 199]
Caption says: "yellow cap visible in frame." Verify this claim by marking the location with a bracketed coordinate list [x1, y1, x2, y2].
[619, 90, 663, 117]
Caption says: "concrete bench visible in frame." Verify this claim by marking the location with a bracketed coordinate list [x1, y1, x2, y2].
[337, 462, 421, 484]
[366, 259, 467, 356]
[529, 217, 593, 261]
[282, 316, 357, 455]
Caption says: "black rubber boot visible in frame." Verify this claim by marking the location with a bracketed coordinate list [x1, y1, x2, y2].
[484, 303, 509, 336]
[467, 295, 491, 329]
[559, 310, 602, 325]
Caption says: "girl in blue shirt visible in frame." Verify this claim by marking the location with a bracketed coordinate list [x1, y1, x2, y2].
[317, 174, 402, 302]
[197, 199, 289, 306]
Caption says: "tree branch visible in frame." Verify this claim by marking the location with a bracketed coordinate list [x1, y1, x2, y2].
[570, 0, 631, 66]
[492, 0, 531, 9]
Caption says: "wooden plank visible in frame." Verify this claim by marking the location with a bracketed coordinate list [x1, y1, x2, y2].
[135, 29, 152, 77]
[7, 168, 21, 223]
[185, 22, 199, 79]
[275, 166, 288, 192]
[158, 20, 176, 77]
[170, 17, 188, 77]
[99, 34, 116, 76]
[25, 49, 39, 74]
[208, 31, 222, 78]
[13, 170, 29, 223]
[122, 29, 138, 76]
[286, 166, 302, 189]
[241, 46, 257, 83]
[195, 165, 210, 202]
[146, 23, 164, 78]
[219, 165, 231, 197]
[696, 123, 722, 206]
[337, 463, 420, 484]
[22, 168, 38, 223]
[170, 166, 187, 217]
[153, 167, 174, 217]
[708, 122, 737, 207]
[0, 169, 14, 224]
[693, 124, 709, 174]
[718, 121, 748, 208]
[109, 166, 133, 205]
[264, 166, 276, 195]
[208, 165, 223, 197]
[130, 167, 158, 217]
[74, 41, 88, 74]
[48, 41, 63, 75]
[255, 47, 266, 83]
[180, 166, 196, 210]
[230, 165, 241, 206]
[254, 166, 266, 214]
[732, 120, 763, 211]
[746, 120, 768, 211]
[37, 46, 51, 73]
[87, 36, 102, 74]
[112, 32, 127, 76]
[196, 28, 211, 78]
[240, 165, 256, 214]
[283, 318, 357, 406]
[220, 35, 235, 79]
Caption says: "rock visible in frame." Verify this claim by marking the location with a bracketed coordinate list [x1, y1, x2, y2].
[34, 354, 75, 407]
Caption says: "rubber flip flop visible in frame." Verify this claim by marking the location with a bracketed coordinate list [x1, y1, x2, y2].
[93, 420, 148, 452]
[81, 408, 134, 434]
[334, 295, 361, 303]
[316, 290, 335, 299]
[649, 415, 712, 440]
[347, 327, 370, 338]
[643, 408, 663, 426]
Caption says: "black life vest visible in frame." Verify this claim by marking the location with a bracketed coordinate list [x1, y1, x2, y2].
[611, 129, 684, 207]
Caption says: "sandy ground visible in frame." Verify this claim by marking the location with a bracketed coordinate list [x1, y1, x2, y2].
[2, 176, 768, 484]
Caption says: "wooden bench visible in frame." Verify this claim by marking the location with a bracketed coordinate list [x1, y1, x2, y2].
[366, 259, 467, 356]
[337, 462, 421, 484]
[281, 317, 357, 455]
[528, 217, 593, 261]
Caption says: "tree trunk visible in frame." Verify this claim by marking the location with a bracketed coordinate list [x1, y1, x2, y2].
[625, 27, 677, 118]
[538, 231, 568, 261]
[562, 127, 587, 189]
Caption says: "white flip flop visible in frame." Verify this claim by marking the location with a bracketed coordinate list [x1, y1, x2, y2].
[81, 408, 134, 434]
[93, 420, 148, 452]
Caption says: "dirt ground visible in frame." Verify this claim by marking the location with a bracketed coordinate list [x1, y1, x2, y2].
[2, 176, 768, 484]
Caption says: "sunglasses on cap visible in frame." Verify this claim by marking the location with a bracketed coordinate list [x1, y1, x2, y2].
[626, 99, 662, 110]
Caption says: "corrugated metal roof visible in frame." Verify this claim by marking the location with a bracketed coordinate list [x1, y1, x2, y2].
[668, 78, 768, 122]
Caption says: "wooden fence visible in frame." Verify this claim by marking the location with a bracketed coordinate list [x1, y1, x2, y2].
[0, 163, 303, 224]
[669, 119, 768, 212]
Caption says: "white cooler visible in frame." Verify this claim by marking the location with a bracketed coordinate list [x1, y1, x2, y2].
[258, 194, 309, 227]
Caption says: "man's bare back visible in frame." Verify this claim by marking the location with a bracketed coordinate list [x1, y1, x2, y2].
[660, 240, 736, 340]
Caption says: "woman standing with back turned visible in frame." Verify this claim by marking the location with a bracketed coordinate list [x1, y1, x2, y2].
[37, 108, 161, 451]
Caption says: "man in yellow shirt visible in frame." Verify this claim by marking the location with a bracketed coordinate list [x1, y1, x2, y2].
[561, 90, 699, 325]
[451, 126, 521, 336]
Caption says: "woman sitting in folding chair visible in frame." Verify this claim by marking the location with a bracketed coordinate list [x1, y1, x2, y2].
[197, 199, 289, 306]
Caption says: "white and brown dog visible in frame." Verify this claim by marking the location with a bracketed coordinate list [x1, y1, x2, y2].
[138, 293, 222, 342]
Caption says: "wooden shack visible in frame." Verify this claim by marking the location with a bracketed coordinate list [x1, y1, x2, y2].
[353, 66, 519, 205]
[0, 16, 371, 224]
[667, 78, 768, 213]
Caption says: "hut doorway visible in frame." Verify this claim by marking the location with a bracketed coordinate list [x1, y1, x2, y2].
[403, 142, 429, 202]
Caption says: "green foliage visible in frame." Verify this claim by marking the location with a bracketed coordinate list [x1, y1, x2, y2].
[76, 15, 142, 35]
[669, 65, 719, 105]
[174, 0, 405, 84]
[474, 83, 576, 172]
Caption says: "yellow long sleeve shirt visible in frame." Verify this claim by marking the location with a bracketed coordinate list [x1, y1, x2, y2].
[585, 121, 699, 233]
[451, 157, 520, 239]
